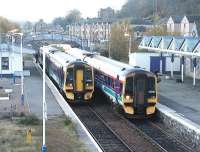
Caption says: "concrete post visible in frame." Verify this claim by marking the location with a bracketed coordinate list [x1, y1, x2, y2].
[181, 56, 184, 82]
[160, 52, 163, 75]
[171, 54, 174, 78]
[193, 58, 197, 86]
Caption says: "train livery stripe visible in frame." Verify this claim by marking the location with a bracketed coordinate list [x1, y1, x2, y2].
[96, 81, 123, 105]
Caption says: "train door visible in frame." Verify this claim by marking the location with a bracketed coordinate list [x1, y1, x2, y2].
[134, 75, 147, 114]
[75, 69, 84, 92]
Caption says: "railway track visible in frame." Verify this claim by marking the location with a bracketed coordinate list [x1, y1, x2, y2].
[72, 104, 132, 152]
[71, 95, 193, 152]
[131, 119, 193, 152]
[88, 101, 163, 152]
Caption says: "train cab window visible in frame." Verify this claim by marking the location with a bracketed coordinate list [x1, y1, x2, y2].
[85, 68, 92, 83]
[125, 77, 133, 95]
[148, 77, 156, 97]
[66, 68, 74, 82]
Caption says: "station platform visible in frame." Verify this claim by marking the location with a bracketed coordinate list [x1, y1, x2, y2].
[24, 60, 63, 118]
[157, 75, 200, 149]
[159, 75, 200, 125]
[32, 60, 101, 152]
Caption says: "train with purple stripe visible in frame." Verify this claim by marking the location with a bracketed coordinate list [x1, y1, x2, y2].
[39, 45, 94, 102]
[62, 44, 159, 118]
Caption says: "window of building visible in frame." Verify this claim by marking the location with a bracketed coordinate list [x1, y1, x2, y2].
[1, 57, 9, 70]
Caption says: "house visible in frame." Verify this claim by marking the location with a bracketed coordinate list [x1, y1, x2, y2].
[67, 18, 112, 44]
[181, 16, 200, 37]
[167, 16, 182, 34]
[167, 15, 200, 37]
[134, 26, 146, 39]
[33, 19, 48, 34]
[33, 19, 64, 34]
[98, 7, 115, 19]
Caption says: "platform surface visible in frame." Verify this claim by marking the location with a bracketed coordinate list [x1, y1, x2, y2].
[159, 75, 200, 125]
[24, 60, 63, 118]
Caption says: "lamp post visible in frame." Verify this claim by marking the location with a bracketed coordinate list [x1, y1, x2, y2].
[0, 33, 2, 79]
[19, 33, 24, 105]
[42, 49, 47, 152]
[124, 32, 132, 59]
[11, 32, 24, 105]
[9, 32, 24, 104]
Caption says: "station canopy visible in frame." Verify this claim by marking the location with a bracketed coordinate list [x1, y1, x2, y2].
[139, 36, 200, 57]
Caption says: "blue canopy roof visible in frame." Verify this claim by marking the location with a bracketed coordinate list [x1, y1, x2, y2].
[139, 36, 200, 57]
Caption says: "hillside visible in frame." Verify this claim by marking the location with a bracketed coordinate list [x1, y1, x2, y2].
[117, 0, 200, 19]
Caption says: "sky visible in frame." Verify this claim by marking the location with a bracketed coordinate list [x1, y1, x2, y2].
[0, 0, 126, 23]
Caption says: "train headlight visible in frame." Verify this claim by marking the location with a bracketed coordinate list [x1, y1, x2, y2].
[125, 95, 130, 100]
[86, 83, 89, 86]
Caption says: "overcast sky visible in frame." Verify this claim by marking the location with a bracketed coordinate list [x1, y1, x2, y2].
[0, 0, 126, 22]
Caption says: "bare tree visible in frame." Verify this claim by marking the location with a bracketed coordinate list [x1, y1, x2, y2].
[110, 20, 133, 61]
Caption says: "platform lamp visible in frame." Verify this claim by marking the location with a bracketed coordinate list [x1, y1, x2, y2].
[41, 49, 47, 152]
[11, 32, 24, 105]
[19, 33, 24, 106]
[8, 30, 24, 105]
[124, 32, 132, 59]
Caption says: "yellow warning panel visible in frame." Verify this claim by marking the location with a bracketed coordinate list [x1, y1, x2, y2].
[76, 70, 83, 92]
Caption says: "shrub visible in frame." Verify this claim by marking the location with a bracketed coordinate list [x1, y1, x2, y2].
[18, 114, 40, 125]
[64, 117, 72, 126]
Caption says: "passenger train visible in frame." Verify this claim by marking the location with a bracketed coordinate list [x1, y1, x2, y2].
[61, 44, 159, 117]
[39, 45, 94, 102]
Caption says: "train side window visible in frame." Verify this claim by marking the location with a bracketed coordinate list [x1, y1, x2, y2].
[66, 68, 73, 82]
[110, 78, 114, 88]
[108, 77, 111, 86]
[114, 79, 121, 93]
[105, 75, 109, 85]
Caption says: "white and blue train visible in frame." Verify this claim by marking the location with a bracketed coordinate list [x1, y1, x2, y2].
[54, 44, 158, 117]
[39, 45, 94, 102]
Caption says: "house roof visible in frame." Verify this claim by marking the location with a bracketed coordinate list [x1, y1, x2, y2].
[134, 26, 146, 32]
[186, 16, 200, 23]
[170, 16, 182, 23]
[196, 24, 200, 36]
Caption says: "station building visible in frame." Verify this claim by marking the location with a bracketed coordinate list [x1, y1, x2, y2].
[129, 52, 181, 74]
[138, 36, 200, 86]
[0, 43, 22, 77]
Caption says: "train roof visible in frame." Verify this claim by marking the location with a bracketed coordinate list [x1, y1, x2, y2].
[63, 45, 154, 80]
[40, 45, 84, 67]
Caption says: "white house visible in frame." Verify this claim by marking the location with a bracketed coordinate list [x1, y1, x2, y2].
[129, 52, 181, 74]
[167, 15, 200, 37]
[181, 16, 200, 37]
[167, 16, 182, 34]
[0, 44, 22, 77]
